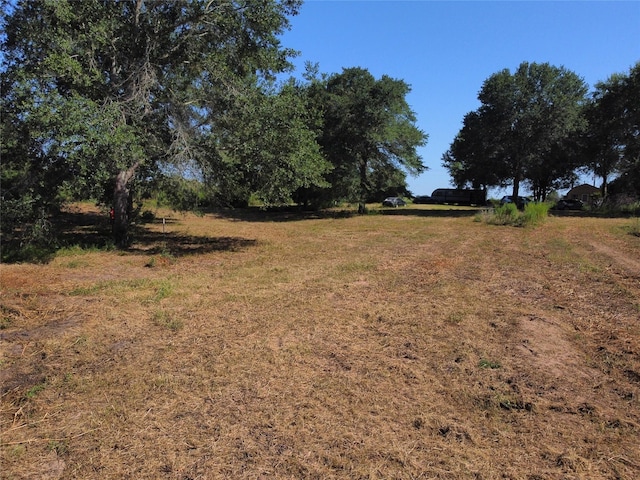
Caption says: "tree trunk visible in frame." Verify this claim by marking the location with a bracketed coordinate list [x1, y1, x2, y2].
[358, 159, 369, 215]
[112, 162, 140, 248]
[511, 157, 523, 208]
[601, 173, 608, 199]
[512, 177, 521, 208]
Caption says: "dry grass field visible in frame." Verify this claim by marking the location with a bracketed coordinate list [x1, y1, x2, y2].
[1, 203, 639, 479]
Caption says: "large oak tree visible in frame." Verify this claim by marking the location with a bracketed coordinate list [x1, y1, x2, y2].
[311, 67, 427, 213]
[443, 62, 587, 201]
[583, 62, 640, 197]
[1, 0, 326, 248]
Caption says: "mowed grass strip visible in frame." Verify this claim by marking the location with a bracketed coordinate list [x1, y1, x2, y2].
[1, 205, 639, 479]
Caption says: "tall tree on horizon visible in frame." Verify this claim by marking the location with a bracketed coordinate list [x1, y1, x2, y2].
[314, 67, 427, 213]
[443, 62, 588, 201]
[582, 61, 640, 198]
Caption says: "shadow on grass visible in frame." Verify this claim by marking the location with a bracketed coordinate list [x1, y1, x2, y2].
[211, 206, 358, 222]
[57, 209, 258, 257]
[548, 209, 639, 219]
[212, 205, 483, 222]
[60, 206, 479, 254]
[127, 228, 257, 256]
[56, 209, 115, 250]
[1, 209, 257, 264]
[7, 204, 632, 263]
[378, 207, 480, 218]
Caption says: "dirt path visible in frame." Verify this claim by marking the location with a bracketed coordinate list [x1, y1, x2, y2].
[588, 240, 640, 275]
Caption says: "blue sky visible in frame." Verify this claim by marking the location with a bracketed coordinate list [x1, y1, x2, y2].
[279, 1, 640, 197]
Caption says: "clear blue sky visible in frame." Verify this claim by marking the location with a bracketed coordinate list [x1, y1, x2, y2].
[278, 0, 640, 197]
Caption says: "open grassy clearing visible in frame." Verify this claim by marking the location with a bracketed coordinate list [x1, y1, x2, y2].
[1, 204, 639, 479]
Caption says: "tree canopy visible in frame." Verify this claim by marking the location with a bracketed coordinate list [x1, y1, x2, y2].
[1, 1, 430, 256]
[211, 82, 331, 207]
[1, 0, 317, 248]
[443, 62, 588, 201]
[582, 62, 640, 197]
[301, 67, 427, 212]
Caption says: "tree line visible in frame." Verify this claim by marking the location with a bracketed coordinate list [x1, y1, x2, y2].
[1, 0, 426, 252]
[1, 1, 638, 255]
[443, 61, 639, 203]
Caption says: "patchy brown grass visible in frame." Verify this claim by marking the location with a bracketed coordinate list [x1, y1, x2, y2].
[1, 203, 639, 479]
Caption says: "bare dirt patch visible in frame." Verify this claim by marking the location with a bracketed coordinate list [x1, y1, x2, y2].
[588, 240, 640, 276]
[517, 314, 592, 381]
[1, 205, 639, 479]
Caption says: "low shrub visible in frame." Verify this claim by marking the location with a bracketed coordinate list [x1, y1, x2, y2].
[478, 202, 549, 227]
[593, 194, 640, 216]
[483, 203, 519, 225]
[621, 201, 640, 216]
[521, 201, 550, 226]
[139, 210, 156, 223]
[1, 243, 56, 263]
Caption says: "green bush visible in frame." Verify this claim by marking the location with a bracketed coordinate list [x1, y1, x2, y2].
[520, 202, 550, 226]
[478, 202, 549, 227]
[620, 201, 640, 216]
[139, 210, 156, 223]
[593, 195, 640, 216]
[487, 203, 519, 225]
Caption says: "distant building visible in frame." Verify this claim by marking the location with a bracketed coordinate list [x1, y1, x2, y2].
[566, 184, 600, 202]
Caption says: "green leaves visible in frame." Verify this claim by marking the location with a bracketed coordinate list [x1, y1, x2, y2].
[444, 62, 588, 200]
[2, 0, 304, 247]
[214, 83, 331, 206]
[584, 62, 640, 197]
[315, 67, 428, 209]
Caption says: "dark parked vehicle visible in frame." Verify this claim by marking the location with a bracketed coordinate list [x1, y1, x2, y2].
[430, 188, 486, 206]
[554, 199, 584, 210]
[412, 195, 435, 204]
[500, 195, 531, 208]
[382, 197, 406, 207]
